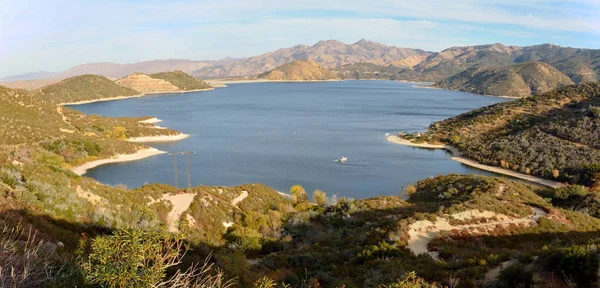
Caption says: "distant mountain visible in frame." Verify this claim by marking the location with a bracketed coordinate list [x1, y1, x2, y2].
[38, 75, 140, 104]
[256, 60, 338, 81]
[192, 39, 430, 78]
[0, 71, 58, 82]
[115, 71, 211, 93]
[400, 43, 600, 83]
[435, 62, 574, 97]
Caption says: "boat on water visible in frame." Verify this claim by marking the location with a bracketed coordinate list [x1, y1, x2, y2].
[335, 157, 348, 163]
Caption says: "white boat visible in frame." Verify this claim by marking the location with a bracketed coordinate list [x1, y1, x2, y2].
[335, 157, 348, 163]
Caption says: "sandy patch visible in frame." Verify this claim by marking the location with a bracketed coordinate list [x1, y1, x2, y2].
[160, 193, 197, 232]
[127, 133, 189, 143]
[72, 148, 166, 176]
[75, 185, 103, 204]
[407, 208, 547, 259]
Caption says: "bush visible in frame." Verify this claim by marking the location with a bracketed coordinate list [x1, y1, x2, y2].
[79, 229, 180, 287]
[313, 189, 327, 206]
[495, 263, 533, 288]
[290, 185, 307, 204]
[553, 185, 587, 200]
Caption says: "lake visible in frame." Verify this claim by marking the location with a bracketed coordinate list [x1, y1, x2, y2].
[70, 81, 507, 199]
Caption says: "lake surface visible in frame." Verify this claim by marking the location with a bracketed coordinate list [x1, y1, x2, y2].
[70, 81, 507, 199]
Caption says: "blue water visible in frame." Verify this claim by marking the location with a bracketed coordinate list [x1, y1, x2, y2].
[70, 81, 507, 199]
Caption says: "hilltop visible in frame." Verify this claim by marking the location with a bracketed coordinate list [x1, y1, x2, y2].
[115, 71, 212, 94]
[423, 82, 600, 187]
[37, 74, 140, 104]
[435, 62, 574, 97]
[256, 60, 339, 81]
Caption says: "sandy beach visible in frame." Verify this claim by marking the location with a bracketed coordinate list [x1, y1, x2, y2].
[72, 147, 166, 176]
[127, 133, 189, 143]
[386, 135, 562, 188]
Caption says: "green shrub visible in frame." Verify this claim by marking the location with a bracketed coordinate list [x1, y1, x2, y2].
[495, 263, 533, 288]
[553, 185, 588, 200]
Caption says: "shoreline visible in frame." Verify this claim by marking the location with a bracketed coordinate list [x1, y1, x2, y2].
[386, 135, 562, 188]
[208, 79, 342, 84]
[60, 88, 214, 106]
[72, 148, 166, 176]
[127, 133, 189, 143]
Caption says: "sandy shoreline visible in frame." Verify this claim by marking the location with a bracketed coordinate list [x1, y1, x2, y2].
[127, 133, 189, 143]
[72, 148, 166, 176]
[386, 135, 562, 188]
[60, 88, 214, 106]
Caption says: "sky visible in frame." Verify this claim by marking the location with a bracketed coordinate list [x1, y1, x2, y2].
[0, 0, 599, 77]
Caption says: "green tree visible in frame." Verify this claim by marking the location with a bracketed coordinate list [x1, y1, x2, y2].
[313, 189, 327, 206]
[290, 185, 307, 204]
[496, 263, 533, 288]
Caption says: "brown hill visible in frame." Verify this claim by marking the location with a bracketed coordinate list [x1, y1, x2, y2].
[256, 60, 338, 81]
[115, 71, 212, 94]
[435, 62, 575, 97]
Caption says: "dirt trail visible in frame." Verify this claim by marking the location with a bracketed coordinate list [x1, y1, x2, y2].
[159, 193, 197, 232]
[386, 135, 563, 188]
[407, 207, 547, 260]
[231, 190, 248, 207]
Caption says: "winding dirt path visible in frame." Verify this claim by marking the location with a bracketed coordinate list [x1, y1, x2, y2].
[407, 207, 547, 260]
[386, 135, 562, 189]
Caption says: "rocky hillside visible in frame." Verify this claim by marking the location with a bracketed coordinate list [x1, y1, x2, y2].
[436, 62, 575, 97]
[335, 62, 405, 80]
[400, 43, 600, 83]
[115, 71, 211, 94]
[194, 39, 429, 78]
[37, 75, 140, 104]
[256, 60, 339, 81]
[426, 82, 600, 186]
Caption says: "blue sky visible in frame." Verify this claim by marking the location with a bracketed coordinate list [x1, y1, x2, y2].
[0, 0, 598, 77]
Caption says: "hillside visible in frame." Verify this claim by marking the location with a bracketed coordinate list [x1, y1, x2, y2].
[335, 62, 405, 80]
[256, 60, 339, 81]
[115, 71, 212, 94]
[195, 39, 428, 78]
[3, 79, 600, 286]
[424, 82, 600, 187]
[436, 62, 574, 97]
[37, 74, 140, 104]
[148, 70, 212, 90]
[401, 43, 600, 83]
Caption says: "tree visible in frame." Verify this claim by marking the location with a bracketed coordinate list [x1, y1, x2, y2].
[313, 189, 327, 206]
[496, 263, 533, 288]
[290, 185, 307, 204]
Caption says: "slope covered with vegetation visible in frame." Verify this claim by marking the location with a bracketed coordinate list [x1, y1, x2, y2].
[37, 74, 140, 104]
[256, 60, 339, 81]
[435, 62, 574, 97]
[425, 82, 600, 187]
[149, 70, 212, 90]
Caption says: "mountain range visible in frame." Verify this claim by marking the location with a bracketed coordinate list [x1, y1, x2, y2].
[2, 40, 599, 95]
